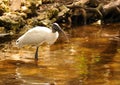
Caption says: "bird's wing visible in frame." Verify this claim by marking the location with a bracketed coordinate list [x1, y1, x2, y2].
[22, 26, 51, 45]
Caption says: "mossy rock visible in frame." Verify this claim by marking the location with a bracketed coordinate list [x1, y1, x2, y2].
[0, 13, 26, 32]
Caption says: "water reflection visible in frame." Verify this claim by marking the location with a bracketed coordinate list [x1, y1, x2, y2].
[0, 23, 120, 85]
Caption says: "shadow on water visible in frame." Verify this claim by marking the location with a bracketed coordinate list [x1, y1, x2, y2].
[0, 23, 120, 85]
[99, 39, 119, 64]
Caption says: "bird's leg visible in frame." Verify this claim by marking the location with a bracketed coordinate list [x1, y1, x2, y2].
[35, 46, 39, 61]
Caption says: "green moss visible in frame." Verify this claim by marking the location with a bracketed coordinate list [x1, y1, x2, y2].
[0, 13, 25, 32]
[0, 1, 9, 15]
[47, 8, 59, 19]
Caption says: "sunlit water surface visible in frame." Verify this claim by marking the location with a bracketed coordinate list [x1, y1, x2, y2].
[0, 23, 120, 85]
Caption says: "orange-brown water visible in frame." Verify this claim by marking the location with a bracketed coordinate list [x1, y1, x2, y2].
[0, 23, 120, 85]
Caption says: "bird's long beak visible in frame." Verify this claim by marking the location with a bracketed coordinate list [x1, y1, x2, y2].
[59, 27, 69, 42]
[52, 23, 69, 42]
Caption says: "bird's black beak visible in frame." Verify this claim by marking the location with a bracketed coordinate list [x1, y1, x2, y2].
[59, 27, 69, 42]
[52, 23, 69, 42]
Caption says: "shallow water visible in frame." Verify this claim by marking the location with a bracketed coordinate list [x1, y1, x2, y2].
[0, 23, 120, 85]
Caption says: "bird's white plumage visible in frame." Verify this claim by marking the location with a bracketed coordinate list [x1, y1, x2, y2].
[16, 26, 59, 47]
[16, 23, 68, 61]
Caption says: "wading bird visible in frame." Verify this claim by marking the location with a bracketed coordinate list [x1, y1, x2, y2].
[16, 23, 69, 62]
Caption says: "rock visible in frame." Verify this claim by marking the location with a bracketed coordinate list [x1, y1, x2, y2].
[0, 1, 9, 16]
[47, 7, 59, 19]
[0, 12, 26, 31]
[10, 0, 21, 11]
[58, 5, 70, 17]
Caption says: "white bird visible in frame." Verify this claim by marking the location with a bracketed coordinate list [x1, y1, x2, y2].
[16, 23, 69, 61]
